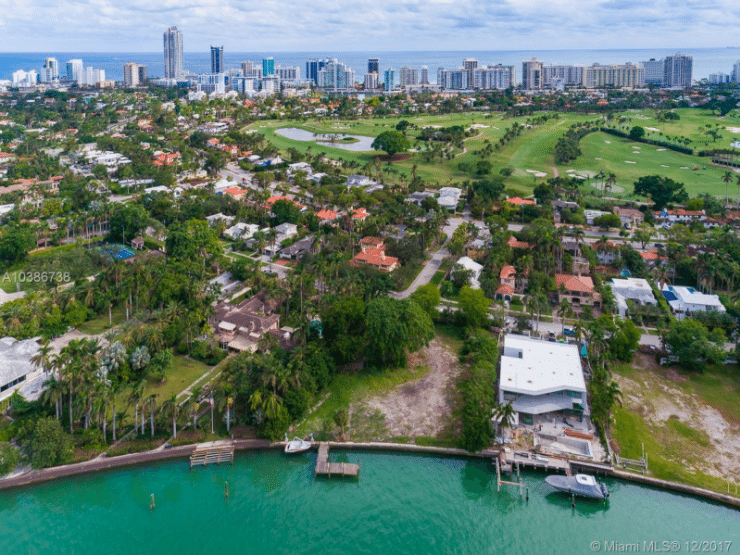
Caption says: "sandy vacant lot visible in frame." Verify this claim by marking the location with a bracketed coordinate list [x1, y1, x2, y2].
[350, 339, 461, 441]
[615, 355, 740, 481]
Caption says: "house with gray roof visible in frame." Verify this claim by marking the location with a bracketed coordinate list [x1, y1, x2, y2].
[0, 337, 40, 400]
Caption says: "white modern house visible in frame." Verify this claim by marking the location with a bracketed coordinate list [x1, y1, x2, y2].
[455, 256, 483, 289]
[660, 284, 725, 319]
[224, 222, 259, 240]
[0, 337, 40, 401]
[437, 187, 462, 211]
[498, 335, 588, 426]
[607, 277, 658, 317]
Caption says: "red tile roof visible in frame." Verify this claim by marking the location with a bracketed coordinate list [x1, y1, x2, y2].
[500, 265, 516, 280]
[506, 196, 536, 206]
[316, 209, 338, 220]
[555, 274, 595, 294]
[360, 236, 384, 247]
[495, 284, 515, 295]
[351, 247, 398, 272]
[507, 237, 531, 249]
[352, 207, 369, 220]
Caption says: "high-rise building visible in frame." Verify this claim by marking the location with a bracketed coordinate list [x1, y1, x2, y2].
[641, 58, 664, 86]
[262, 57, 275, 76]
[364, 73, 379, 89]
[306, 58, 330, 84]
[583, 63, 644, 89]
[438, 69, 469, 90]
[664, 53, 693, 88]
[66, 59, 83, 83]
[368, 58, 379, 74]
[41, 58, 59, 82]
[420, 66, 429, 85]
[211, 46, 224, 74]
[708, 73, 730, 85]
[541, 64, 584, 88]
[81, 67, 105, 86]
[163, 27, 184, 79]
[399, 67, 419, 87]
[462, 58, 478, 84]
[197, 73, 226, 94]
[12, 70, 38, 88]
[733, 60, 740, 84]
[316, 59, 355, 90]
[522, 58, 543, 90]
[473, 65, 516, 90]
[123, 62, 147, 87]
[276, 65, 300, 81]
[383, 68, 395, 91]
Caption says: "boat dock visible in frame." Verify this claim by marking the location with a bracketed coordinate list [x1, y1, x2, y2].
[494, 449, 616, 478]
[190, 441, 235, 468]
[315, 442, 360, 478]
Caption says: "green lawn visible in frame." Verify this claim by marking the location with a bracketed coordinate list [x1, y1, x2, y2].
[144, 356, 213, 403]
[76, 306, 127, 335]
[670, 364, 740, 425]
[259, 109, 738, 198]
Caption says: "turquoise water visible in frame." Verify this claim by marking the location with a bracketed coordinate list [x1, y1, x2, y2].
[0, 451, 737, 555]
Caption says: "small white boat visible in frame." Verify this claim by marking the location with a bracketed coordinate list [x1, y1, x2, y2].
[284, 437, 312, 454]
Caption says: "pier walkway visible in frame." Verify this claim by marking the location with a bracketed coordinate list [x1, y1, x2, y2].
[190, 441, 235, 468]
[315, 442, 360, 478]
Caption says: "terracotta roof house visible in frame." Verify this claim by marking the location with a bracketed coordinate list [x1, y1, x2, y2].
[499, 265, 517, 289]
[359, 236, 384, 251]
[351, 246, 398, 273]
[210, 292, 281, 352]
[223, 187, 248, 201]
[316, 209, 339, 223]
[507, 237, 531, 250]
[506, 196, 536, 206]
[352, 207, 369, 220]
[153, 152, 180, 166]
[555, 274, 601, 315]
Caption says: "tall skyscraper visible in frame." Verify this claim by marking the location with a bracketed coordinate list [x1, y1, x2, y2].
[316, 59, 355, 90]
[262, 57, 275, 76]
[384, 68, 395, 91]
[641, 58, 664, 86]
[420, 66, 429, 85]
[522, 58, 543, 90]
[733, 60, 740, 84]
[66, 59, 83, 83]
[211, 46, 224, 74]
[41, 58, 59, 82]
[368, 58, 379, 74]
[123, 62, 147, 87]
[399, 67, 419, 87]
[364, 73, 379, 89]
[664, 53, 693, 88]
[306, 58, 330, 84]
[163, 26, 184, 79]
[462, 58, 478, 85]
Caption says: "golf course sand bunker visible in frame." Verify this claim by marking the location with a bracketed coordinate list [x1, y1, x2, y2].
[645, 127, 660, 132]
[726, 127, 740, 133]
[525, 169, 548, 178]
[605, 140, 611, 144]
[625, 161, 637, 164]
[657, 148, 667, 151]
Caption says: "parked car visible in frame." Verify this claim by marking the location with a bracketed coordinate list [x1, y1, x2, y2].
[563, 328, 576, 336]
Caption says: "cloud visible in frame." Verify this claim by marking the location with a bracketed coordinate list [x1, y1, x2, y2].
[0, 0, 738, 51]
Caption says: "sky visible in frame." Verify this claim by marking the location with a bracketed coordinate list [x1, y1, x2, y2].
[0, 0, 739, 52]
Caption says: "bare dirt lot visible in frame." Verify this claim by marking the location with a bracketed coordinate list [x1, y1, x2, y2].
[350, 339, 461, 442]
[614, 354, 740, 482]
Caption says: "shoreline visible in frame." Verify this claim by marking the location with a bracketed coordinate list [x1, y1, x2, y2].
[1, 440, 738, 509]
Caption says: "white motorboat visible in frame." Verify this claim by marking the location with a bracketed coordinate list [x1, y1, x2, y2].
[284, 437, 312, 454]
[545, 473, 609, 500]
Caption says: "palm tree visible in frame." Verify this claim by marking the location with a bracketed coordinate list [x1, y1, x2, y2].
[148, 394, 158, 437]
[605, 173, 617, 197]
[492, 402, 516, 442]
[558, 299, 574, 336]
[40, 374, 64, 421]
[722, 170, 733, 208]
[162, 394, 180, 439]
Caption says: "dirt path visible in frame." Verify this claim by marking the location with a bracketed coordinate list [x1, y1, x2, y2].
[351, 339, 461, 440]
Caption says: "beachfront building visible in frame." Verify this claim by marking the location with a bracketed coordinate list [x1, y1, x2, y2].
[660, 284, 725, 319]
[521, 58, 543, 90]
[498, 334, 588, 426]
[473, 65, 516, 90]
[163, 27, 184, 79]
[642, 58, 664, 85]
[316, 59, 355, 91]
[582, 63, 644, 89]
[664, 53, 693, 88]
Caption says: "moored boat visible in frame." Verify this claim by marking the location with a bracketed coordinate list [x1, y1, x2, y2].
[284, 437, 312, 454]
[545, 474, 609, 500]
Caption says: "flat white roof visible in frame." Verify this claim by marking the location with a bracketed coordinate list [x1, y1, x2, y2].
[500, 335, 586, 396]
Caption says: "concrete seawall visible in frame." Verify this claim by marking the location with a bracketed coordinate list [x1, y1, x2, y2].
[1, 440, 738, 510]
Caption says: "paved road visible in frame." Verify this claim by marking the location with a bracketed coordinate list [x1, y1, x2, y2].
[391, 217, 465, 299]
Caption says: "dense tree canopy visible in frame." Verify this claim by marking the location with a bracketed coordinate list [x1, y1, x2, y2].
[633, 175, 689, 210]
[365, 297, 434, 368]
[371, 131, 410, 157]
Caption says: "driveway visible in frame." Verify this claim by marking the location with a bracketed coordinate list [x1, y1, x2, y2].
[391, 217, 464, 300]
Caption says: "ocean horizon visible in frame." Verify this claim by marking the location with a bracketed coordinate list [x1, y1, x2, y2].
[2, 47, 739, 83]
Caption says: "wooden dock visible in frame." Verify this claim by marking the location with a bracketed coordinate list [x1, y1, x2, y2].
[314, 443, 360, 478]
[190, 441, 235, 468]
